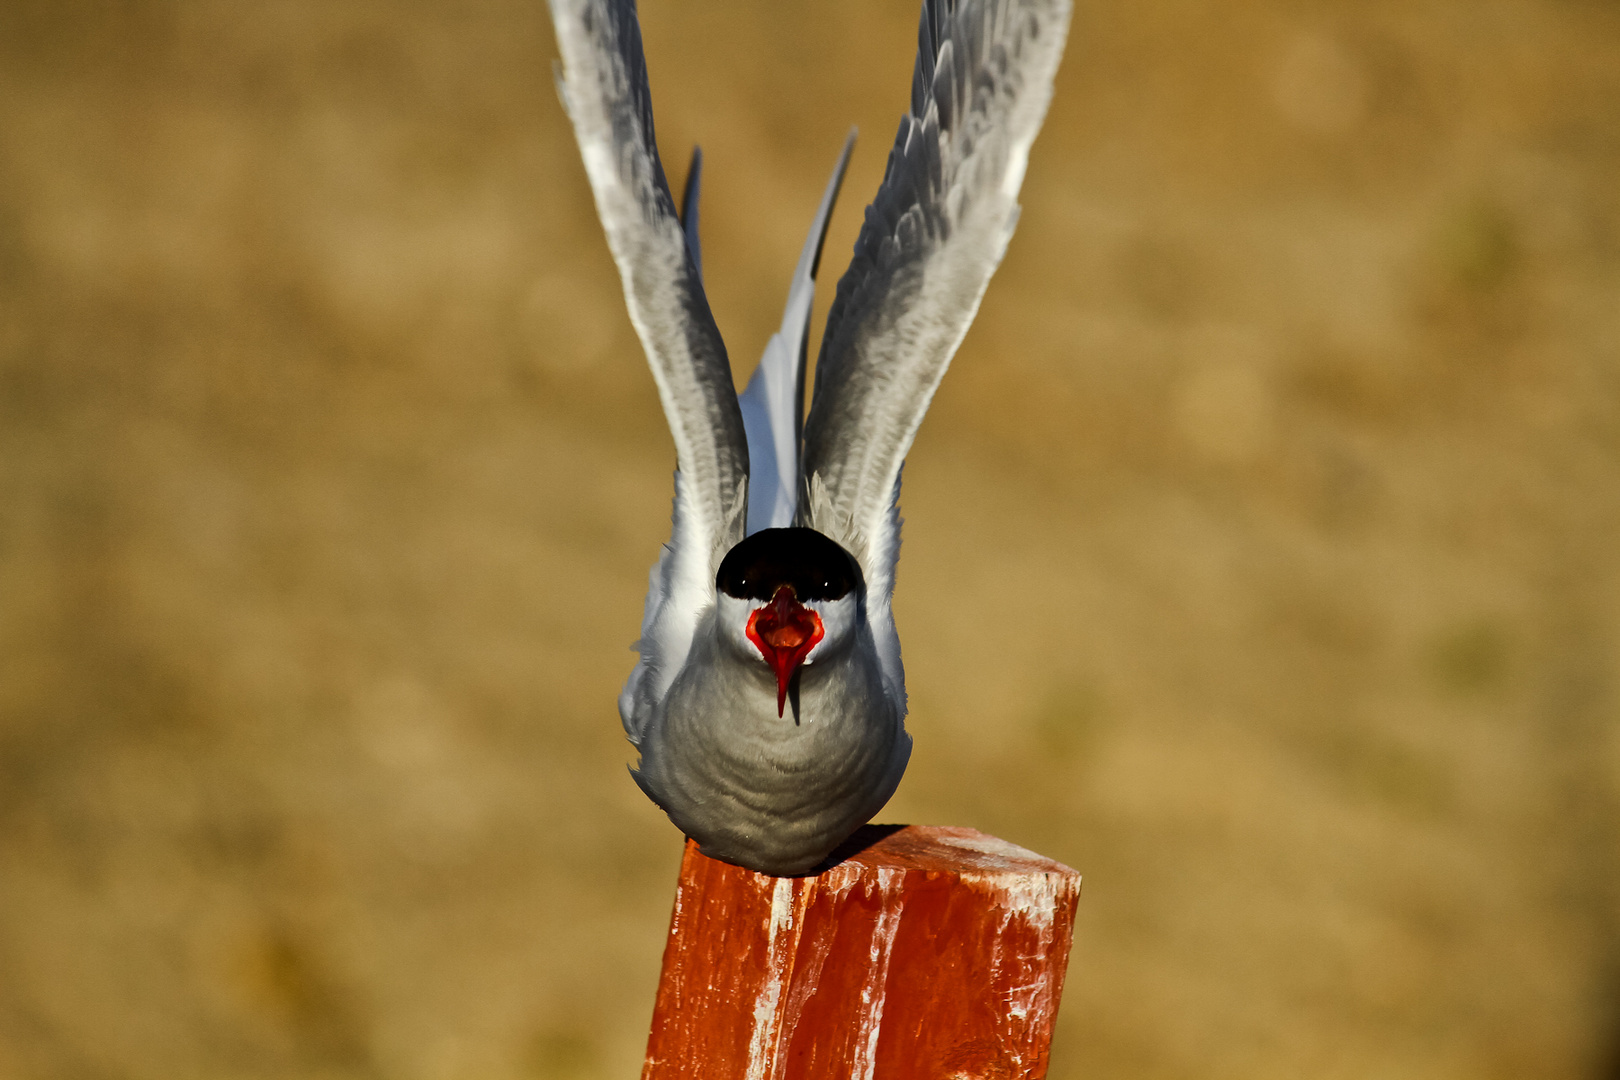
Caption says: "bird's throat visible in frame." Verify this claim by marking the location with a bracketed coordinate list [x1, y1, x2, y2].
[746, 586, 825, 717]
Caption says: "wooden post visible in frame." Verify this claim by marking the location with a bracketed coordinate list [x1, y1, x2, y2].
[642, 825, 1081, 1080]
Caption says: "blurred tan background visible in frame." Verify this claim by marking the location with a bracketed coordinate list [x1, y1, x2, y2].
[2, 0, 1618, 1078]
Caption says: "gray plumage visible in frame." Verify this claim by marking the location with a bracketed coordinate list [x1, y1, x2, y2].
[551, 0, 1070, 875]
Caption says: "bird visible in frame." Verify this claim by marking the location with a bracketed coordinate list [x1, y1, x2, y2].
[549, 0, 1070, 875]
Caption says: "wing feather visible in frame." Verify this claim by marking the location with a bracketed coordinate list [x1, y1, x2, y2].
[551, 0, 750, 733]
[551, 0, 748, 546]
[799, 0, 1070, 603]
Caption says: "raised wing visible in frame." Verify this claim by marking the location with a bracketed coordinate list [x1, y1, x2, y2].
[551, 0, 750, 734]
[739, 132, 855, 536]
[799, 0, 1071, 597]
[551, 0, 748, 551]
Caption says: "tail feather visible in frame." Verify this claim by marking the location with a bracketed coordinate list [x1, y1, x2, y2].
[740, 131, 856, 535]
[678, 145, 703, 281]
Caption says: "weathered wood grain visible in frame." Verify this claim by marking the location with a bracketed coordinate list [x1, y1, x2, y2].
[642, 825, 1081, 1080]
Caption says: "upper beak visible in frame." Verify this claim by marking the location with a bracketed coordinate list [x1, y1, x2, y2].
[746, 586, 825, 716]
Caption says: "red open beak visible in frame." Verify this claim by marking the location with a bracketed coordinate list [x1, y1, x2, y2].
[745, 585, 825, 717]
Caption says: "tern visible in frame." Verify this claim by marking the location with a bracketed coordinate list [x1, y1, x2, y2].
[550, 0, 1070, 875]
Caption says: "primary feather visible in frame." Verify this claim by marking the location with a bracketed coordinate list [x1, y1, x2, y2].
[800, 0, 1071, 606]
[551, 0, 749, 730]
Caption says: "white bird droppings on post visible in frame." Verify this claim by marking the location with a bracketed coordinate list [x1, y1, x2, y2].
[848, 868, 906, 1080]
[768, 875, 795, 935]
[745, 876, 799, 1080]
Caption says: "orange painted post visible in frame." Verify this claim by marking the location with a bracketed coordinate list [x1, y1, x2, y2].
[641, 825, 1082, 1080]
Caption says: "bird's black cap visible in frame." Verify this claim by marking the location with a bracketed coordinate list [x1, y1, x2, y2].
[716, 528, 863, 602]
